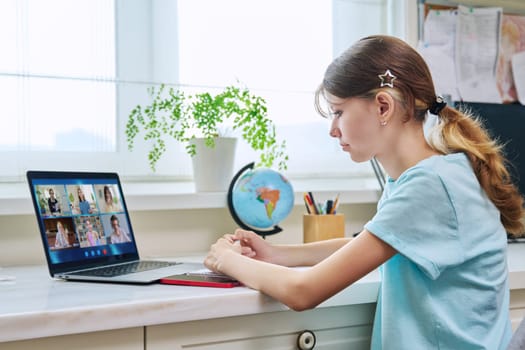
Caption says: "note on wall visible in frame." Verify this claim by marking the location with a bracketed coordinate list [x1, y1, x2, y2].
[512, 51, 525, 105]
[418, 8, 460, 101]
[496, 14, 525, 103]
[455, 5, 502, 104]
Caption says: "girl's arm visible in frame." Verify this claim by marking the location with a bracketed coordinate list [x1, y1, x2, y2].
[205, 229, 396, 311]
[230, 229, 350, 267]
[262, 238, 352, 267]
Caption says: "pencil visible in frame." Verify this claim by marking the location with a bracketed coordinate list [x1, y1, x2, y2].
[303, 192, 315, 214]
[308, 192, 319, 214]
[331, 193, 340, 214]
[303, 193, 312, 214]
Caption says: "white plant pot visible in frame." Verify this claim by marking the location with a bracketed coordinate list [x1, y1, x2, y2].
[190, 137, 237, 192]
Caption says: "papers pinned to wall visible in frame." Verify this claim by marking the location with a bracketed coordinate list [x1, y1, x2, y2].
[499, 15, 525, 103]
[455, 5, 502, 103]
[419, 4, 525, 105]
[417, 8, 460, 101]
[512, 51, 525, 104]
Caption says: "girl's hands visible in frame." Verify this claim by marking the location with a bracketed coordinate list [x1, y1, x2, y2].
[204, 234, 241, 272]
[204, 229, 277, 272]
[233, 229, 275, 263]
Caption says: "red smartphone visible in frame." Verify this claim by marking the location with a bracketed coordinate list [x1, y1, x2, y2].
[159, 273, 241, 288]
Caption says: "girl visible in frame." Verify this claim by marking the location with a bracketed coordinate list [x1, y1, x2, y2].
[103, 185, 116, 213]
[204, 35, 524, 349]
[77, 187, 92, 215]
[54, 221, 69, 249]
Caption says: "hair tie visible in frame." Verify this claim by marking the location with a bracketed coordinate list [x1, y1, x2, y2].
[429, 96, 447, 115]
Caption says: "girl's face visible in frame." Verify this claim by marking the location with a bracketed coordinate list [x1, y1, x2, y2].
[328, 96, 383, 163]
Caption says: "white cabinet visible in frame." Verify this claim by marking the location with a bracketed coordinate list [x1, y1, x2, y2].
[147, 304, 376, 350]
[0, 327, 143, 350]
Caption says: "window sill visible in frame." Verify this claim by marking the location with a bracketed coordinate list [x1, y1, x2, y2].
[0, 177, 382, 216]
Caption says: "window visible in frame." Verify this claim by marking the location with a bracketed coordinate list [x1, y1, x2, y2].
[1, 0, 414, 181]
[0, 0, 117, 179]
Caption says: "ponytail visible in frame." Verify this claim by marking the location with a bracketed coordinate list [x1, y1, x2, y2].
[427, 106, 525, 235]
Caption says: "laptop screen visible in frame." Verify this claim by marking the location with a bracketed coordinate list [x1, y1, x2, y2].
[27, 171, 140, 274]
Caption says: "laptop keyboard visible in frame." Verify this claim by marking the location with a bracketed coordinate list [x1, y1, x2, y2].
[70, 260, 179, 277]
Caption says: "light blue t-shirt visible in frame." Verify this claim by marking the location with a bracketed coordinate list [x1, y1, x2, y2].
[364, 153, 511, 350]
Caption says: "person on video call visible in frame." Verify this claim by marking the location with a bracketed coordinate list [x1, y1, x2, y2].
[102, 185, 120, 213]
[47, 188, 61, 215]
[77, 187, 92, 215]
[109, 215, 131, 244]
[204, 35, 524, 349]
[54, 221, 69, 249]
[84, 219, 100, 246]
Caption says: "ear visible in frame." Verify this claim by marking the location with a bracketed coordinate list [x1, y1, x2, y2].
[375, 91, 395, 125]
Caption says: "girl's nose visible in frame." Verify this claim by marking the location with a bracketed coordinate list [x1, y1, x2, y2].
[329, 124, 340, 138]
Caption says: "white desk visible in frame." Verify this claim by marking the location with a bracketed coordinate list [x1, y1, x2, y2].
[1, 245, 524, 349]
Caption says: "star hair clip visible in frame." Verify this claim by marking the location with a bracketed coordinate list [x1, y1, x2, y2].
[378, 69, 396, 88]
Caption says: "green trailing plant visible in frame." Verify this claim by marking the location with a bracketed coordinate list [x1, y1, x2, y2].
[126, 84, 288, 171]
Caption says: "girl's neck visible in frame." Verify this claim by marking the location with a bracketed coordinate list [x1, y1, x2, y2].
[377, 122, 439, 180]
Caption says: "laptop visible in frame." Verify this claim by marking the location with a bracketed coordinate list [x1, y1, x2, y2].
[26, 170, 204, 284]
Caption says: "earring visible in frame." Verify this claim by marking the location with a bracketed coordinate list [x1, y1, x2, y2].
[380, 120, 387, 126]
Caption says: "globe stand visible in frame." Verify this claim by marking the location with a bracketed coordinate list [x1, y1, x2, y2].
[227, 162, 283, 239]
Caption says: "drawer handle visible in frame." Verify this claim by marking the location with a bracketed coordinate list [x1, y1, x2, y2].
[297, 330, 316, 350]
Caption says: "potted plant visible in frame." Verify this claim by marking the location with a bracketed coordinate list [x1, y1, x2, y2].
[125, 84, 288, 191]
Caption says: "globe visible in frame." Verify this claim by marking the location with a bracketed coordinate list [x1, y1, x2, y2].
[227, 163, 294, 237]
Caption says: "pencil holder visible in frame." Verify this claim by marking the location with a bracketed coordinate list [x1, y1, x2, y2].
[303, 214, 345, 243]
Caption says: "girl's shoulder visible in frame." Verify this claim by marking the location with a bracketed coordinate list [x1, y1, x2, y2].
[384, 153, 474, 205]
[396, 153, 471, 183]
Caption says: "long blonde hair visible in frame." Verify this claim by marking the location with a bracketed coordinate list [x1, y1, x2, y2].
[427, 106, 524, 234]
[316, 35, 524, 234]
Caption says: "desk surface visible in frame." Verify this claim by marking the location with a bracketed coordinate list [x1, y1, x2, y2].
[1, 245, 524, 343]
[0, 258, 380, 343]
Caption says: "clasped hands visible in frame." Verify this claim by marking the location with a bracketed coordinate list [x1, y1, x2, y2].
[204, 229, 272, 273]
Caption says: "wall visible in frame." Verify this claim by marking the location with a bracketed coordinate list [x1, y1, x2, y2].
[0, 203, 377, 267]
